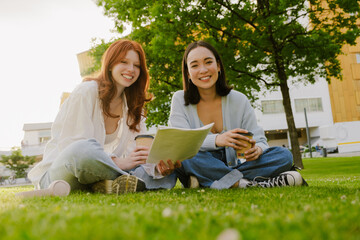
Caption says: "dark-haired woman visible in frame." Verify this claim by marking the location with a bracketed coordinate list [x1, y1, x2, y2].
[169, 41, 306, 189]
[28, 39, 179, 194]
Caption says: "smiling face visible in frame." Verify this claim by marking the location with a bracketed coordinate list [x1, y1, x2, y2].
[111, 49, 140, 91]
[186, 46, 220, 91]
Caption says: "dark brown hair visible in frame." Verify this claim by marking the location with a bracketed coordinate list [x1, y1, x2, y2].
[182, 41, 232, 105]
[85, 39, 151, 132]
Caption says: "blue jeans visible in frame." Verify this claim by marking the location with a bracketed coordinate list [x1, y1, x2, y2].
[40, 139, 176, 191]
[175, 147, 293, 189]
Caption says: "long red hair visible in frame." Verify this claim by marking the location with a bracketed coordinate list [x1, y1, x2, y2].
[85, 39, 151, 132]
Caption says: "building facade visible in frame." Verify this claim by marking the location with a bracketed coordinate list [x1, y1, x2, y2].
[21, 122, 52, 159]
[255, 77, 334, 149]
[255, 37, 360, 153]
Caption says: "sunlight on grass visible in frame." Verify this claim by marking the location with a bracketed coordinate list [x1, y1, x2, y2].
[0, 156, 359, 240]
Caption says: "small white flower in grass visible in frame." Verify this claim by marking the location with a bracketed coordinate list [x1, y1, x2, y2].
[216, 228, 241, 240]
[182, 191, 185, 195]
[162, 207, 172, 218]
[200, 189, 205, 193]
[251, 204, 258, 210]
[351, 200, 356, 205]
[111, 203, 116, 206]
[340, 195, 346, 200]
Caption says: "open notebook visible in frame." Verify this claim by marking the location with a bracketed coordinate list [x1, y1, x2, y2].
[146, 123, 214, 165]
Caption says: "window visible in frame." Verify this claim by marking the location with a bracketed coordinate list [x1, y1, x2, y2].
[39, 137, 51, 144]
[295, 98, 323, 112]
[266, 132, 288, 140]
[356, 53, 360, 64]
[261, 100, 284, 114]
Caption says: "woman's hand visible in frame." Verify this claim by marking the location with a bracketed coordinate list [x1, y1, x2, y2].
[156, 160, 182, 176]
[215, 128, 262, 161]
[112, 146, 149, 171]
[215, 128, 251, 149]
[244, 144, 263, 161]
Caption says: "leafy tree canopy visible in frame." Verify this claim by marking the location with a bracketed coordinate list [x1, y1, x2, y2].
[94, 0, 359, 126]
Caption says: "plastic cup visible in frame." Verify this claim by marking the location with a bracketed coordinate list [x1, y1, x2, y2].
[235, 132, 254, 161]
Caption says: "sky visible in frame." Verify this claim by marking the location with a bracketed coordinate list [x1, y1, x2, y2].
[0, 0, 127, 150]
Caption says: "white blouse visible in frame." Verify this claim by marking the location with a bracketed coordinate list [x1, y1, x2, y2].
[28, 80, 147, 186]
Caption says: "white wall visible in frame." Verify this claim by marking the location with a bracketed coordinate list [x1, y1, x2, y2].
[334, 121, 360, 153]
[22, 131, 41, 146]
[21, 123, 52, 156]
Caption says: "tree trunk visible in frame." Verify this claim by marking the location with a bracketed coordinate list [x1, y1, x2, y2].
[279, 81, 304, 169]
[259, 0, 303, 168]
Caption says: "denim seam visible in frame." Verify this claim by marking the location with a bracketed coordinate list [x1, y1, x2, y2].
[210, 169, 243, 190]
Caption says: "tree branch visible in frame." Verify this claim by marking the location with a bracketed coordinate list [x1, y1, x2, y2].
[200, 18, 272, 54]
[212, 0, 258, 30]
[231, 67, 278, 87]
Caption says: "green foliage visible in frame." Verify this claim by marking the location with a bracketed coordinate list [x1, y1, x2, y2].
[0, 148, 35, 178]
[84, 39, 112, 76]
[0, 156, 359, 240]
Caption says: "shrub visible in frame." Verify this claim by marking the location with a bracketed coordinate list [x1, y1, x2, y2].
[0, 147, 35, 178]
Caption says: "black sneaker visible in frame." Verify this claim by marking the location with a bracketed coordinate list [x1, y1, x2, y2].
[290, 165, 309, 186]
[92, 175, 146, 194]
[254, 171, 304, 188]
[237, 178, 257, 188]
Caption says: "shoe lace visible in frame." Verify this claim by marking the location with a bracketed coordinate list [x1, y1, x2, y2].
[254, 175, 288, 188]
[113, 182, 121, 195]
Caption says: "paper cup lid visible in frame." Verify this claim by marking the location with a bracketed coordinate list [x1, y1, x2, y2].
[134, 134, 154, 140]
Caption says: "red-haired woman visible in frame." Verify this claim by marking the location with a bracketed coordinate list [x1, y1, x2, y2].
[28, 39, 179, 194]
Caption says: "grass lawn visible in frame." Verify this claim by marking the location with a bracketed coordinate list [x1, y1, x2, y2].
[1, 156, 359, 240]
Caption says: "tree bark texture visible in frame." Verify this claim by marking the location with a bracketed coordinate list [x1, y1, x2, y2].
[280, 81, 304, 169]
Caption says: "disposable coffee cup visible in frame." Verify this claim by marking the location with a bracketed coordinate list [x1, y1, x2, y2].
[235, 132, 253, 161]
[135, 134, 154, 148]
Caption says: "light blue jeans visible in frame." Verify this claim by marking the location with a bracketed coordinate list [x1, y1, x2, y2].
[175, 147, 293, 189]
[40, 139, 177, 191]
